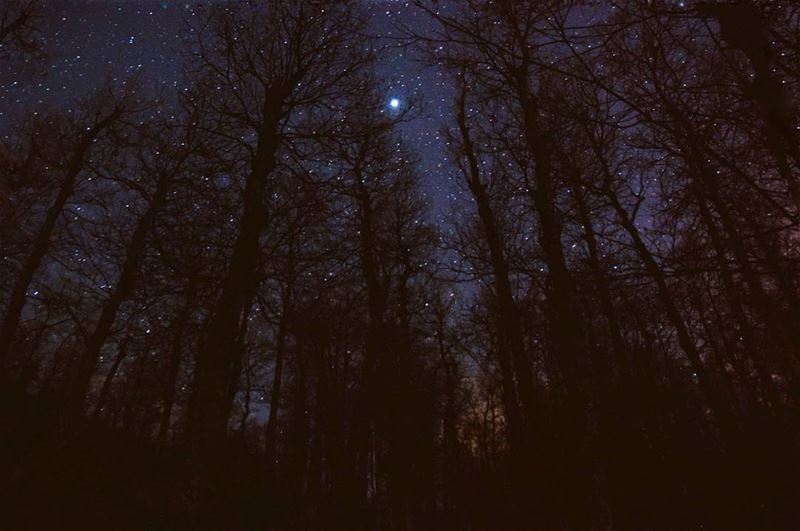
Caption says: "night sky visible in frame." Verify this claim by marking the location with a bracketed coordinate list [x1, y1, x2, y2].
[0, 1, 460, 217]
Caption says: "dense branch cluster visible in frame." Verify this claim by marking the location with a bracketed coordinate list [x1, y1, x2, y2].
[1, 1, 799, 530]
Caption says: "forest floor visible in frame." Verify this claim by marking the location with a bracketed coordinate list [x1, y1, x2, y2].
[2, 385, 800, 530]
[0, 388, 277, 531]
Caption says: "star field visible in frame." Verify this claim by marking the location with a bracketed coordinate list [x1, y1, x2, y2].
[1, 1, 460, 221]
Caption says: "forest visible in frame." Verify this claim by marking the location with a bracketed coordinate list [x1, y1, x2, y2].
[1, 0, 800, 529]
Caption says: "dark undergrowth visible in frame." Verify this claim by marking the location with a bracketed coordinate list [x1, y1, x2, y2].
[2, 384, 800, 531]
[0, 387, 272, 531]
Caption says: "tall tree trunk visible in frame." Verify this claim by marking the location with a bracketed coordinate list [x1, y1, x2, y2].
[681, 139, 800, 389]
[517, 82, 594, 530]
[351, 164, 389, 515]
[157, 280, 196, 446]
[519, 94, 587, 396]
[594, 147, 732, 433]
[655, 73, 799, 384]
[701, 2, 800, 209]
[435, 303, 462, 528]
[567, 165, 628, 377]
[69, 160, 178, 417]
[238, 357, 253, 437]
[286, 329, 310, 499]
[264, 275, 293, 464]
[692, 189, 780, 406]
[92, 335, 131, 418]
[454, 90, 531, 456]
[185, 96, 282, 459]
[0, 110, 121, 371]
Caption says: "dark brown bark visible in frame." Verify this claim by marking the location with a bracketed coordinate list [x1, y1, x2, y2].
[157, 281, 196, 446]
[0, 108, 122, 371]
[454, 89, 530, 453]
[264, 276, 293, 464]
[185, 94, 282, 457]
[92, 335, 131, 418]
[69, 154, 184, 416]
[351, 159, 389, 511]
[567, 165, 628, 377]
[593, 141, 731, 432]
[518, 93, 588, 397]
[516, 81, 596, 530]
[692, 188, 779, 406]
[700, 2, 800, 209]
[434, 297, 462, 525]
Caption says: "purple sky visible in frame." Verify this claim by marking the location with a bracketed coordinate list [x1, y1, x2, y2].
[1, 1, 460, 219]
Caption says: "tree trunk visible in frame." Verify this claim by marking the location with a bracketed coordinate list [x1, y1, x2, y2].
[264, 274, 294, 464]
[0, 110, 120, 370]
[568, 166, 628, 377]
[596, 150, 732, 433]
[519, 95, 587, 396]
[157, 281, 196, 446]
[185, 96, 282, 459]
[92, 335, 131, 418]
[454, 91, 531, 456]
[517, 85, 594, 531]
[352, 164, 389, 514]
[69, 161, 177, 417]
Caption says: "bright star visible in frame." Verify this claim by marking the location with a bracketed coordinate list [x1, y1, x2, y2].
[389, 98, 400, 109]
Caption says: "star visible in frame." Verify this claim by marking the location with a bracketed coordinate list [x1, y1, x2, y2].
[389, 97, 400, 109]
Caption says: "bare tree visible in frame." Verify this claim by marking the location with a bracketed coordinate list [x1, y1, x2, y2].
[0, 0, 42, 61]
[0, 81, 139, 373]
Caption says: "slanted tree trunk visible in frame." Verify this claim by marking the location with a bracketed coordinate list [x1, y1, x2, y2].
[593, 141, 733, 434]
[0, 109, 122, 371]
[185, 95, 283, 458]
[567, 164, 628, 377]
[699, 2, 800, 209]
[92, 335, 131, 418]
[69, 155, 183, 418]
[692, 188, 779, 406]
